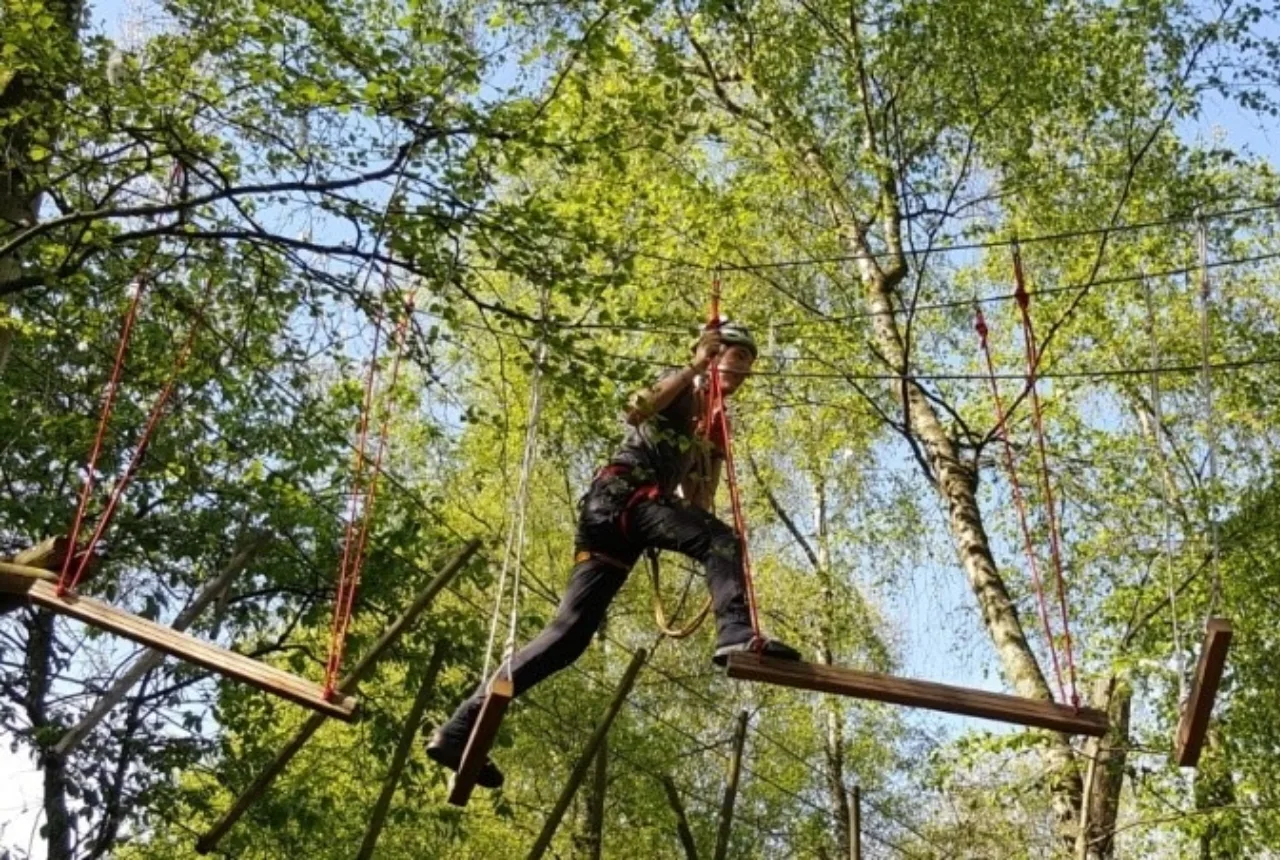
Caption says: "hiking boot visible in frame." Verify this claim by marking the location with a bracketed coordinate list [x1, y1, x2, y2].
[712, 635, 802, 667]
[425, 729, 505, 789]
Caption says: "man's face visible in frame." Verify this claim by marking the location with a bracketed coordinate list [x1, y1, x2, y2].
[716, 345, 755, 396]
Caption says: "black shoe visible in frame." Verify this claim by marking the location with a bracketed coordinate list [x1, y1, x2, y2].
[425, 729, 505, 789]
[712, 635, 802, 667]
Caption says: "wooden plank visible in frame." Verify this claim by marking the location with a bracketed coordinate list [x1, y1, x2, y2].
[726, 655, 1109, 737]
[26, 579, 357, 721]
[1176, 617, 1233, 768]
[54, 535, 268, 755]
[448, 676, 514, 807]
[196, 539, 480, 855]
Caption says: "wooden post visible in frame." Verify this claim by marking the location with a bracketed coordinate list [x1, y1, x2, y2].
[54, 535, 266, 755]
[585, 732, 608, 860]
[1176, 618, 1233, 768]
[661, 776, 700, 860]
[447, 676, 514, 807]
[713, 710, 749, 860]
[355, 645, 447, 860]
[526, 648, 647, 860]
[849, 785, 861, 860]
[726, 654, 1110, 736]
[196, 540, 479, 854]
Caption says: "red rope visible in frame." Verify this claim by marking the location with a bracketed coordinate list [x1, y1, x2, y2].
[63, 281, 215, 593]
[1011, 244, 1080, 708]
[58, 278, 151, 594]
[974, 306, 1068, 705]
[59, 166, 183, 595]
[322, 302, 414, 696]
[703, 273, 761, 640]
[323, 309, 386, 697]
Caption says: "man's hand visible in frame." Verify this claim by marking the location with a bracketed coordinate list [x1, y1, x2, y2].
[691, 330, 724, 372]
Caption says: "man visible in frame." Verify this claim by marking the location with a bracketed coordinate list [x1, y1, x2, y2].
[427, 321, 800, 788]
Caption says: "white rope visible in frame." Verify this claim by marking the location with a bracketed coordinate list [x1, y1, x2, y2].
[1143, 271, 1186, 699]
[1197, 218, 1224, 615]
[480, 298, 549, 683]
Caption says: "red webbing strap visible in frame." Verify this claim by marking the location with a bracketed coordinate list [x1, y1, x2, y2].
[1011, 244, 1080, 708]
[59, 167, 183, 594]
[62, 279, 216, 593]
[974, 305, 1067, 705]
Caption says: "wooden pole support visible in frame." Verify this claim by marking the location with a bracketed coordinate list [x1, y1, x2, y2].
[725, 655, 1110, 737]
[196, 540, 480, 854]
[447, 676, 514, 807]
[355, 644, 447, 860]
[1176, 617, 1233, 768]
[527, 648, 648, 860]
[661, 776, 700, 860]
[849, 785, 862, 860]
[12, 536, 71, 569]
[54, 535, 268, 756]
[713, 710, 749, 860]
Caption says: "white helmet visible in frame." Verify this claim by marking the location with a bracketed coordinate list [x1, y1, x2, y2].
[696, 318, 758, 359]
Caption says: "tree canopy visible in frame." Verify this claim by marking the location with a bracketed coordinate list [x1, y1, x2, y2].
[3, 0, 1280, 857]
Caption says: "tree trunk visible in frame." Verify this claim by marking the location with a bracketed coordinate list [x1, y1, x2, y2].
[26, 609, 74, 860]
[1195, 730, 1237, 860]
[841, 221, 1083, 844]
[1077, 677, 1132, 859]
[0, 1, 83, 287]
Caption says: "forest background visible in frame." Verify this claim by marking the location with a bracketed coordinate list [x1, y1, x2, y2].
[3, 0, 1280, 857]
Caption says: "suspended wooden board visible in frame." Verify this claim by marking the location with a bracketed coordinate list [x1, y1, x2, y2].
[0, 561, 357, 722]
[726, 654, 1109, 737]
[1175, 617, 1233, 768]
[448, 677, 513, 807]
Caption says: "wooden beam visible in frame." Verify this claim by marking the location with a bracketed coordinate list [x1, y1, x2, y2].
[53, 535, 268, 755]
[25, 577, 356, 720]
[527, 648, 648, 860]
[447, 676, 514, 807]
[1176, 617, 1233, 768]
[12, 536, 70, 569]
[849, 785, 861, 860]
[196, 539, 479, 854]
[0, 559, 56, 594]
[725, 655, 1109, 737]
[713, 710, 748, 860]
[661, 776, 700, 860]
[355, 644, 447, 860]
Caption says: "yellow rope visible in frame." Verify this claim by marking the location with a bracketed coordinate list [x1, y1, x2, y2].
[647, 550, 711, 639]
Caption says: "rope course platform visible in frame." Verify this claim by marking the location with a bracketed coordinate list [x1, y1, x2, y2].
[725, 654, 1110, 737]
[0, 553, 357, 722]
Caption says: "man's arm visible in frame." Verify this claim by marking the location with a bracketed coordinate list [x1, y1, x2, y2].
[624, 332, 721, 426]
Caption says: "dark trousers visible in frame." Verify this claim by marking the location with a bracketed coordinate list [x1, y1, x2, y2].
[438, 476, 754, 742]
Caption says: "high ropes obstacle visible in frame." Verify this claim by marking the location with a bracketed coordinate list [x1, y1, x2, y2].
[1, 161, 1247, 860]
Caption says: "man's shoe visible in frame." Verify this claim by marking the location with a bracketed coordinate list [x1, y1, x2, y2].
[712, 636, 802, 667]
[425, 729, 505, 789]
